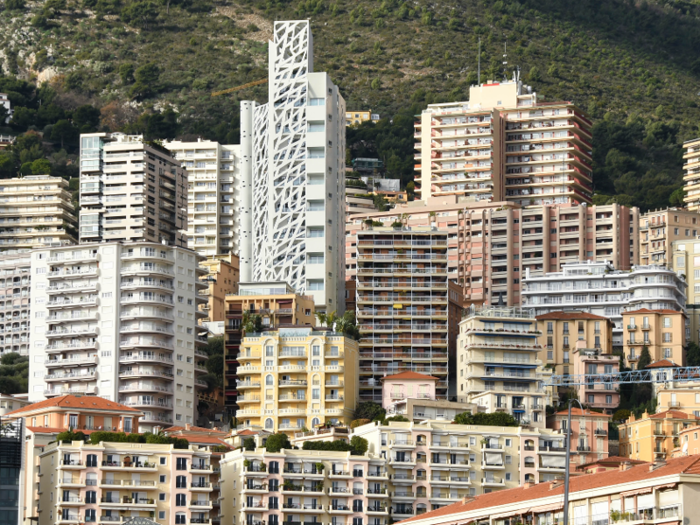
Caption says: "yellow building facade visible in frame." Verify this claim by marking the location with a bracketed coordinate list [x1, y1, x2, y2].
[235, 327, 359, 434]
[536, 312, 613, 376]
[619, 409, 700, 463]
[621, 309, 687, 368]
[683, 137, 700, 210]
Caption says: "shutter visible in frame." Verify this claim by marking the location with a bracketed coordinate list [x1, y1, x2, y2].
[573, 505, 588, 525]
[624, 497, 635, 511]
[591, 502, 608, 521]
[659, 490, 679, 507]
[638, 494, 654, 509]
[610, 499, 621, 512]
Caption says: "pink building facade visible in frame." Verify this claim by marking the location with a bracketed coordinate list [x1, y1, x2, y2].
[546, 408, 611, 468]
[381, 371, 438, 410]
[572, 344, 620, 414]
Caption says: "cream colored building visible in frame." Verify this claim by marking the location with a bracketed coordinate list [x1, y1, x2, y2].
[0, 253, 31, 355]
[683, 137, 700, 210]
[79, 133, 187, 246]
[640, 207, 700, 266]
[457, 306, 546, 427]
[670, 237, 700, 344]
[414, 80, 593, 206]
[163, 139, 241, 256]
[235, 326, 359, 434]
[37, 440, 214, 525]
[199, 254, 240, 324]
[621, 309, 687, 368]
[0, 175, 77, 252]
[619, 409, 700, 463]
[536, 311, 613, 376]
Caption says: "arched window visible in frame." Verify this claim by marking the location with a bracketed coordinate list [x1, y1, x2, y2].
[265, 418, 274, 430]
[176, 475, 187, 488]
[175, 513, 186, 524]
[311, 417, 320, 428]
[524, 456, 535, 468]
[416, 469, 426, 480]
[266, 375, 274, 386]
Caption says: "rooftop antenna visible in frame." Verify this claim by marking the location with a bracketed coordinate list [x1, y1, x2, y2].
[477, 38, 481, 85]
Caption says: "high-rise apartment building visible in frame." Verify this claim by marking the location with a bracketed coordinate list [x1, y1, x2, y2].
[640, 207, 700, 266]
[457, 306, 546, 427]
[355, 226, 462, 402]
[522, 261, 687, 350]
[347, 199, 639, 307]
[234, 326, 358, 433]
[683, 137, 700, 210]
[0, 253, 31, 355]
[163, 139, 241, 256]
[238, 21, 346, 314]
[27, 242, 207, 430]
[79, 133, 187, 246]
[0, 175, 77, 252]
[414, 79, 593, 206]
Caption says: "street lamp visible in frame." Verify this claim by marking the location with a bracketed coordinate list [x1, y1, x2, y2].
[563, 398, 584, 525]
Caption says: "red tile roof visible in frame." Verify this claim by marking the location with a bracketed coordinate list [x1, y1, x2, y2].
[551, 407, 611, 418]
[26, 426, 67, 435]
[400, 455, 700, 524]
[535, 311, 608, 321]
[235, 429, 258, 436]
[164, 425, 228, 435]
[576, 456, 648, 471]
[381, 371, 439, 381]
[5, 395, 140, 417]
[646, 359, 679, 368]
[623, 308, 684, 315]
[649, 410, 699, 420]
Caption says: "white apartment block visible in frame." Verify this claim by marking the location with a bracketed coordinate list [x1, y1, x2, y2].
[163, 139, 241, 256]
[28, 242, 208, 430]
[0, 175, 77, 252]
[79, 133, 187, 247]
[239, 20, 346, 314]
[522, 260, 687, 349]
[0, 253, 31, 355]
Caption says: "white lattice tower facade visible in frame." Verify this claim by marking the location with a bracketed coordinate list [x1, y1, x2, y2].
[238, 21, 346, 314]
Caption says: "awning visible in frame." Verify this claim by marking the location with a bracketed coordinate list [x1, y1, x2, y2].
[621, 487, 653, 497]
[528, 503, 564, 514]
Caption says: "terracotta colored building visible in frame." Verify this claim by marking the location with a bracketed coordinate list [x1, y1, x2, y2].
[380, 371, 438, 410]
[622, 309, 687, 368]
[619, 409, 700, 463]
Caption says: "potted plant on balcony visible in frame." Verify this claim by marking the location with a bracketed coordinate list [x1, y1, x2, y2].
[315, 462, 325, 473]
[243, 459, 251, 470]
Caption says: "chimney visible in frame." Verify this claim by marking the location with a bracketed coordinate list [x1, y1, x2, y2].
[523, 481, 534, 489]
[185, 423, 192, 431]
[619, 461, 632, 471]
[650, 459, 666, 472]
[549, 479, 565, 490]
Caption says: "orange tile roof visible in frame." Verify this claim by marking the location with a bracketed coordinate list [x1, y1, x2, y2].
[5, 395, 140, 417]
[646, 359, 679, 368]
[26, 426, 67, 434]
[381, 371, 439, 381]
[576, 456, 648, 470]
[535, 311, 608, 321]
[649, 410, 699, 420]
[400, 455, 700, 524]
[623, 308, 685, 315]
[177, 435, 231, 447]
[552, 407, 611, 418]
[236, 429, 258, 436]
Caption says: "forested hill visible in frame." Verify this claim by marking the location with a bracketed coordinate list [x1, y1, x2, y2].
[1, 0, 700, 209]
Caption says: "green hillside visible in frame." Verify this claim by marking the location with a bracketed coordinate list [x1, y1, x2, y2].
[1, 0, 700, 209]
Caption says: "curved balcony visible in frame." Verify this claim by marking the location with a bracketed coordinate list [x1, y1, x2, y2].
[119, 354, 173, 365]
[47, 326, 98, 339]
[47, 282, 99, 295]
[45, 370, 96, 382]
[47, 311, 99, 324]
[118, 383, 173, 394]
[121, 264, 174, 278]
[119, 369, 174, 380]
[47, 268, 99, 280]
[120, 294, 174, 307]
[45, 356, 98, 368]
[47, 296, 98, 309]
[120, 338, 174, 350]
[120, 309, 174, 321]
[120, 325, 173, 336]
[120, 279, 174, 292]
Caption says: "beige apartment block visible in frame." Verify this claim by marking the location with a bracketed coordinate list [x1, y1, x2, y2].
[621, 309, 687, 368]
[234, 326, 359, 434]
[658, 383, 700, 415]
[346, 199, 639, 307]
[199, 254, 240, 324]
[0, 253, 31, 355]
[79, 133, 187, 246]
[640, 207, 700, 266]
[163, 139, 241, 256]
[414, 80, 593, 206]
[536, 311, 613, 376]
[619, 409, 700, 463]
[670, 237, 700, 345]
[355, 226, 462, 402]
[683, 137, 700, 210]
[0, 175, 77, 252]
[37, 440, 215, 525]
[457, 306, 546, 427]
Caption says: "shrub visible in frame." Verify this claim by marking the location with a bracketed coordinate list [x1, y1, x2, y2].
[350, 436, 368, 455]
[264, 433, 291, 453]
[243, 437, 256, 451]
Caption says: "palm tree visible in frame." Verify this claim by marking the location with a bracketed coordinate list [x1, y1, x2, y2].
[315, 311, 338, 331]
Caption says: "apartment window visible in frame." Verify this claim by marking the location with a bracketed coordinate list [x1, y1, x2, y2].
[663, 333, 672, 343]
[547, 322, 553, 334]
[176, 458, 187, 471]
[606, 395, 613, 404]
[159, 475, 166, 483]
[664, 317, 672, 328]
[159, 494, 166, 501]
[175, 494, 186, 506]
[176, 476, 186, 488]
[86, 454, 97, 467]
[158, 512, 166, 520]
[664, 348, 672, 358]
[159, 457, 166, 465]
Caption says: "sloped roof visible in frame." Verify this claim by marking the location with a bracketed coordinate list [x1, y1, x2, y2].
[623, 308, 685, 315]
[6, 395, 140, 417]
[649, 410, 699, 420]
[164, 425, 228, 434]
[552, 407, 611, 418]
[535, 311, 608, 321]
[646, 359, 680, 369]
[381, 371, 439, 381]
[400, 455, 700, 524]
[576, 456, 648, 471]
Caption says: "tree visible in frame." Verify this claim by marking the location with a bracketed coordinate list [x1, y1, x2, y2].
[350, 436, 368, 455]
[686, 342, 700, 367]
[129, 62, 160, 99]
[121, 1, 158, 30]
[454, 411, 519, 427]
[119, 63, 136, 84]
[5, 0, 26, 10]
[669, 187, 686, 206]
[528, 66, 541, 82]
[242, 437, 256, 451]
[354, 401, 385, 421]
[30, 158, 52, 175]
[334, 311, 360, 341]
[204, 336, 223, 356]
[205, 354, 223, 387]
[72, 105, 101, 133]
[242, 312, 263, 334]
[51, 120, 78, 149]
[637, 346, 652, 370]
[264, 433, 291, 453]
[612, 409, 631, 423]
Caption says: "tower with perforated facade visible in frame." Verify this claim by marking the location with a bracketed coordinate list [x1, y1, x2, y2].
[238, 21, 346, 315]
